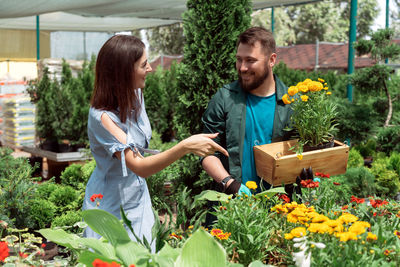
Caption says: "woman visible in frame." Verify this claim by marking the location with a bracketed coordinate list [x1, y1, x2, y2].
[82, 35, 227, 250]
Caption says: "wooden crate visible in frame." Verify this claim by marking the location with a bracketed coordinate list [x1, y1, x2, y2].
[254, 139, 349, 186]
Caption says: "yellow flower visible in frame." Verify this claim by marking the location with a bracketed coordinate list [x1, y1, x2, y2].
[323, 86, 329, 90]
[308, 223, 333, 234]
[245, 181, 257, 190]
[298, 84, 308, 93]
[338, 213, 358, 224]
[312, 214, 329, 223]
[284, 233, 294, 240]
[288, 86, 299, 96]
[318, 78, 325, 83]
[349, 223, 367, 235]
[297, 154, 303, 160]
[366, 232, 377, 241]
[335, 231, 358, 242]
[290, 227, 307, 237]
[326, 91, 332, 95]
[308, 81, 324, 92]
[282, 94, 291, 104]
[300, 95, 309, 102]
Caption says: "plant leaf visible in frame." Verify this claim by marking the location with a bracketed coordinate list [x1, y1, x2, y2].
[82, 209, 131, 247]
[175, 228, 226, 267]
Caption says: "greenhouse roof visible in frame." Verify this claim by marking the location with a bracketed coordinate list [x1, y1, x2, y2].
[0, 0, 320, 31]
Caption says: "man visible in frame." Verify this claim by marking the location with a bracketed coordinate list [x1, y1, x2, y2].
[201, 26, 293, 197]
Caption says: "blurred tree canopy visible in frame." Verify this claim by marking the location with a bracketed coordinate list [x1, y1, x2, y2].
[252, 0, 379, 46]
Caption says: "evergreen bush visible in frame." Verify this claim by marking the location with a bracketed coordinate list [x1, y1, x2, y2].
[370, 157, 400, 197]
[144, 62, 180, 141]
[28, 199, 57, 229]
[52, 210, 83, 233]
[172, 0, 251, 196]
[48, 185, 79, 214]
[347, 148, 364, 168]
[342, 167, 376, 198]
[376, 125, 400, 154]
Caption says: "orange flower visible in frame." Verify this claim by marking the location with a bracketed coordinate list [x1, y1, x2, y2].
[370, 199, 388, 208]
[169, 232, 182, 240]
[19, 252, 28, 258]
[300, 179, 319, 188]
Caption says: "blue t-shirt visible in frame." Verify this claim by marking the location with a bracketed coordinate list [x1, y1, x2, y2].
[242, 93, 275, 191]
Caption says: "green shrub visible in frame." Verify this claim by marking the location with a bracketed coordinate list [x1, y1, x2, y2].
[388, 151, 400, 176]
[0, 148, 37, 229]
[81, 160, 96, 180]
[60, 163, 85, 190]
[376, 125, 400, 155]
[370, 157, 400, 197]
[48, 185, 79, 214]
[51, 210, 83, 233]
[28, 199, 57, 229]
[36, 181, 59, 199]
[342, 167, 376, 198]
[347, 148, 364, 168]
[354, 139, 377, 158]
[147, 131, 179, 210]
[144, 63, 180, 141]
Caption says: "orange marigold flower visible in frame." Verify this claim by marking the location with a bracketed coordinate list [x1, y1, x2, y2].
[282, 94, 291, 104]
[288, 86, 299, 96]
[384, 249, 393, 256]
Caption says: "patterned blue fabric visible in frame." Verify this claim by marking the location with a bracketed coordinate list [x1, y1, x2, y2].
[82, 93, 155, 251]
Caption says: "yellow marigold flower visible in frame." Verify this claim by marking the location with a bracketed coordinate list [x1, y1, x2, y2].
[290, 227, 307, 238]
[312, 214, 329, 223]
[245, 181, 257, 190]
[287, 213, 299, 223]
[297, 216, 309, 224]
[307, 211, 320, 219]
[284, 233, 294, 240]
[366, 232, 377, 241]
[282, 94, 291, 104]
[297, 82, 305, 87]
[318, 78, 325, 83]
[324, 82, 328, 86]
[323, 86, 329, 90]
[308, 223, 333, 234]
[291, 209, 306, 217]
[326, 91, 332, 95]
[297, 154, 303, 160]
[338, 213, 358, 224]
[300, 95, 309, 102]
[288, 86, 299, 96]
[298, 84, 308, 93]
[370, 250, 375, 254]
[336, 231, 358, 242]
[188, 225, 194, 230]
[303, 78, 312, 83]
[349, 223, 367, 235]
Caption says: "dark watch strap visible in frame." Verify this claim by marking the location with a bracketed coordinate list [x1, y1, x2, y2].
[220, 175, 232, 192]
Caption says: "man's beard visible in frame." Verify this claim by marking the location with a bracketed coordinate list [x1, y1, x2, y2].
[238, 65, 269, 92]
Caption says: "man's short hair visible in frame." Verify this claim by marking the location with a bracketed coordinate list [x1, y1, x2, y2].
[237, 27, 276, 55]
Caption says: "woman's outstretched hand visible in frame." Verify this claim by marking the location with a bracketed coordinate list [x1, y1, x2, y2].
[181, 133, 229, 157]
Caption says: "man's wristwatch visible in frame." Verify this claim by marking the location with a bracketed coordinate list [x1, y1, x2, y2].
[220, 175, 233, 192]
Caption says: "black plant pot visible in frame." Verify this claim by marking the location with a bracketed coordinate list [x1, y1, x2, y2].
[303, 137, 335, 152]
[40, 139, 59, 152]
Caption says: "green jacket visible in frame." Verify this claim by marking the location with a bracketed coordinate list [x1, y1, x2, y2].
[202, 75, 293, 183]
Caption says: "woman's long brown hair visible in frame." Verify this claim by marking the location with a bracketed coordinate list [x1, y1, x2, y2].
[91, 35, 145, 123]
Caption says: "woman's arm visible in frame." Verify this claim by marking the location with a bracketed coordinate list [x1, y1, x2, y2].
[101, 113, 228, 178]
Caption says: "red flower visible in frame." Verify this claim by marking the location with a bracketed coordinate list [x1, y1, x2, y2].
[300, 179, 319, 188]
[341, 205, 348, 210]
[92, 259, 121, 267]
[370, 199, 389, 208]
[0, 242, 9, 262]
[19, 252, 28, 258]
[129, 265, 136, 267]
[278, 194, 290, 203]
[333, 182, 340, 186]
[315, 172, 330, 178]
[350, 196, 365, 204]
[90, 194, 104, 202]
[41, 243, 46, 248]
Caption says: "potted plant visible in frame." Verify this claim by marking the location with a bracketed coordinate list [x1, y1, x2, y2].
[254, 78, 349, 185]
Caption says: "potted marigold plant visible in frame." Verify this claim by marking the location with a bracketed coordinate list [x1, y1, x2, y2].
[282, 78, 338, 155]
[254, 78, 349, 186]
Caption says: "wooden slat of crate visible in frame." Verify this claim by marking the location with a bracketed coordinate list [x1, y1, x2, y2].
[254, 140, 349, 186]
